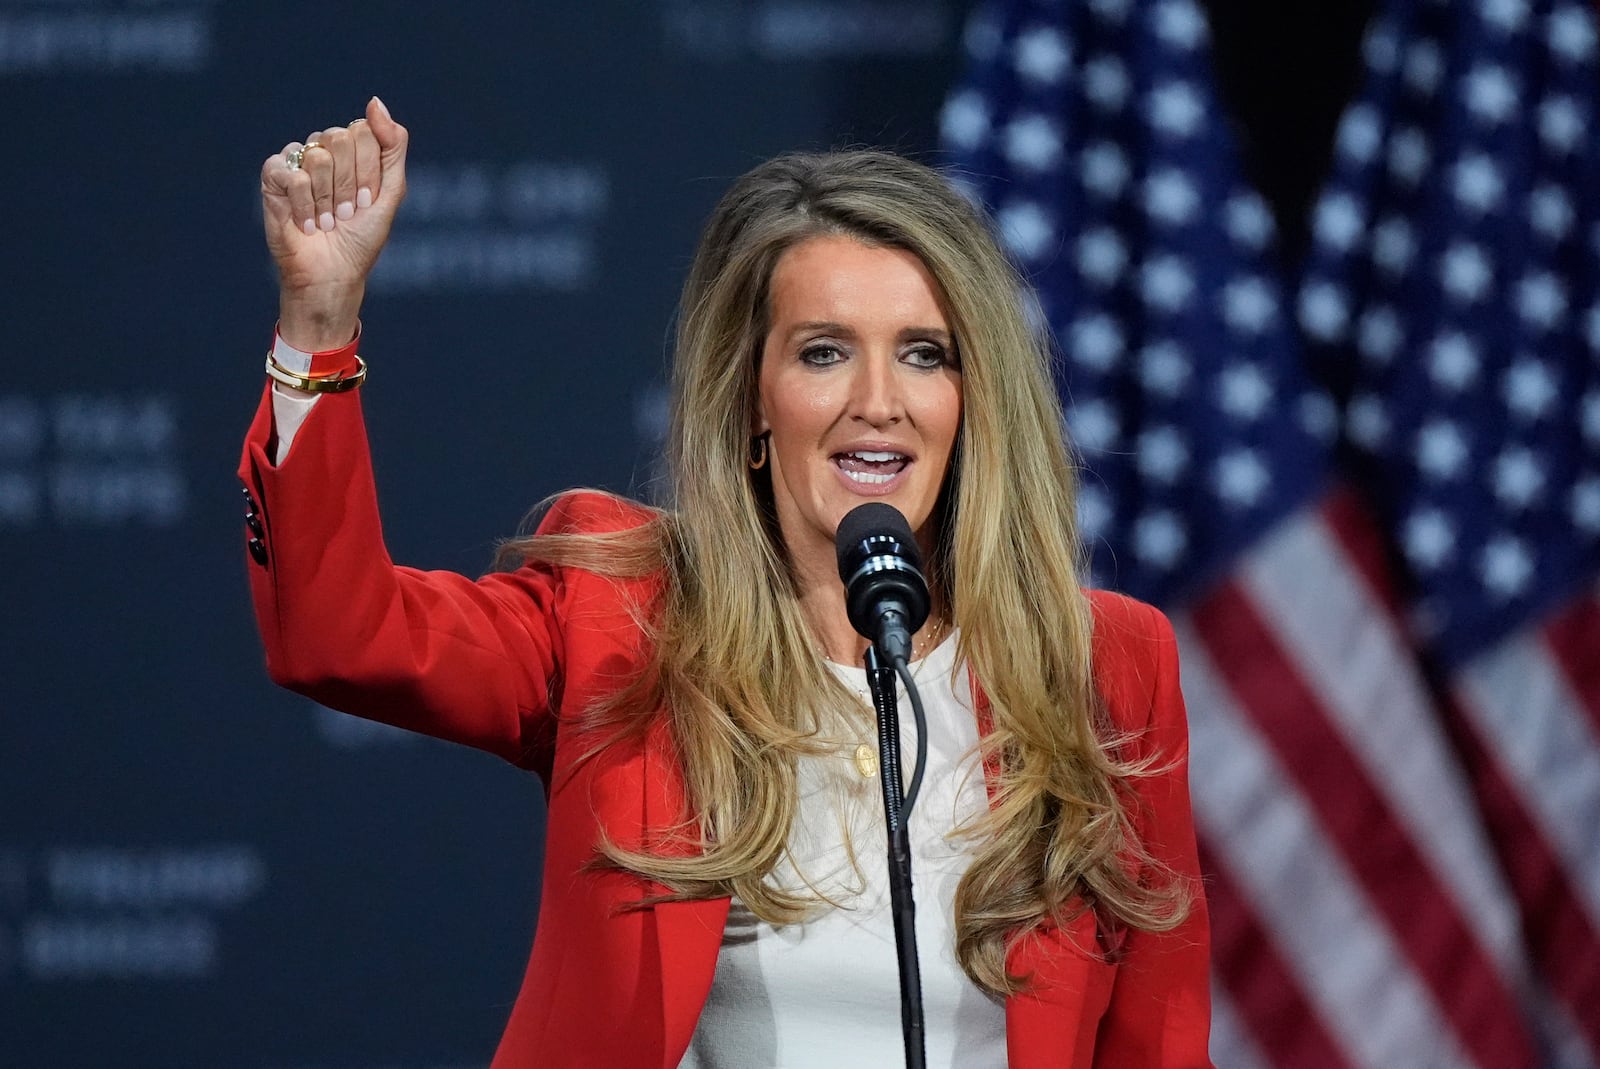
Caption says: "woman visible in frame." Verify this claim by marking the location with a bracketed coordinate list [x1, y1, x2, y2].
[241, 97, 1213, 1068]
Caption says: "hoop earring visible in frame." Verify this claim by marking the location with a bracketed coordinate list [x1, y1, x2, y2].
[748, 434, 769, 470]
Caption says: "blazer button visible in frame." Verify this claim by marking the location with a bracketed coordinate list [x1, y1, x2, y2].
[247, 536, 268, 566]
[245, 513, 264, 539]
[242, 487, 259, 512]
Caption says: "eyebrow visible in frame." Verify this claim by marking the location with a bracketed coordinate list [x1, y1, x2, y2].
[786, 321, 954, 345]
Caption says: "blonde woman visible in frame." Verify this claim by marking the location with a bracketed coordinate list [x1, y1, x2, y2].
[242, 97, 1213, 1068]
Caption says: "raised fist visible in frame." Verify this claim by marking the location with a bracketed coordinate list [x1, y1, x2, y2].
[260, 96, 408, 351]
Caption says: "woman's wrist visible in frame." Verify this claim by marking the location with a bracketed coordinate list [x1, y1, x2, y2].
[278, 286, 364, 351]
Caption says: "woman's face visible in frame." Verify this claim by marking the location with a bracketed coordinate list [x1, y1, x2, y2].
[755, 234, 963, 582]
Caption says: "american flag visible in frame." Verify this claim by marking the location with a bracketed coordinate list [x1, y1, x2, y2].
[940, 1, 1600, 1067]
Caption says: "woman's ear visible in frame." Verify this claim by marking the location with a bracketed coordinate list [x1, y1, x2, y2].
[750, 341, 770, 437]
[751, 384, 769, 437]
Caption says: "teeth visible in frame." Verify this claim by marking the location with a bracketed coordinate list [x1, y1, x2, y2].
[847, 450, 905, 462]
[843, 469, 895, 485]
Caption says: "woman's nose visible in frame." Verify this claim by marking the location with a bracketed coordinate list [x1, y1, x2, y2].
[849, 352, 903, 426]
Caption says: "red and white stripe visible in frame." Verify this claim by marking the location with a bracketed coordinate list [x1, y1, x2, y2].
[1169, 492, 1595, 1068]
[1452, 587, 1600, 1060]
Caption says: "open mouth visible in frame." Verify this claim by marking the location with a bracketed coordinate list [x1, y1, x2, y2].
[833, 450, 910, 485]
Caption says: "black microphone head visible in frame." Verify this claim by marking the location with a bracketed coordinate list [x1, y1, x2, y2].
[835, 502, 923, 575]
[834, 503, 930, 643]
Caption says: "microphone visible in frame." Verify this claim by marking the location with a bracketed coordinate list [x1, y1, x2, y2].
[835, 503, 931, 664]
[836, 502, 933, 1068]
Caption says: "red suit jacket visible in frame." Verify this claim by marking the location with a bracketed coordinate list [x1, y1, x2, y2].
[238, 386, 1214, 1068]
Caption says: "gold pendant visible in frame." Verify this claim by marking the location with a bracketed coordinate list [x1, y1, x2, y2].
[854, 743, 879, 778]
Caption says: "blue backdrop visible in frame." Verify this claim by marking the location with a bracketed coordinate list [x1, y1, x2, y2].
[0, 2, 972, 1064]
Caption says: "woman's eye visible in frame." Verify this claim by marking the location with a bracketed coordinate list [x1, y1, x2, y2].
[905, 344, 949, 368]
[800, 344, 844, 366]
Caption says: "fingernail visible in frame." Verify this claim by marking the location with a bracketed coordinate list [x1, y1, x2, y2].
[373, 96, 391, 119]
[336, 201, 354, 221]
[302, 218, 316, 236]
[356, 187, 373, 209]
[318, 212, 335, 232]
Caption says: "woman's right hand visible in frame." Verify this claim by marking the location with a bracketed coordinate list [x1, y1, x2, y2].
[260, 96, 409, 351]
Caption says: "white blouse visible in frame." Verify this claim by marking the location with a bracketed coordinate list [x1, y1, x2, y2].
[680, 634, 1006, 1068]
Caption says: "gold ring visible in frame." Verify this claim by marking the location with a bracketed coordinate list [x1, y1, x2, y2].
[284, 140, 324, 171]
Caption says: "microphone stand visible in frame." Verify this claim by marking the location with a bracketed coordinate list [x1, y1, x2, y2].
[863, 644, 927, 1069]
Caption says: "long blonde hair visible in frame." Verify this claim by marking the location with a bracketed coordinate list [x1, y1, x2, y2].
[500, 150, 1189, 994]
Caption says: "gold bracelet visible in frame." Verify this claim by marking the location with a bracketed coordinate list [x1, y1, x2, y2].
[264, 353, 368, 393]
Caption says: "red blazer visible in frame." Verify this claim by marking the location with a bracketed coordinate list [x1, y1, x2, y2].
[238, 386, 1214, 1068]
